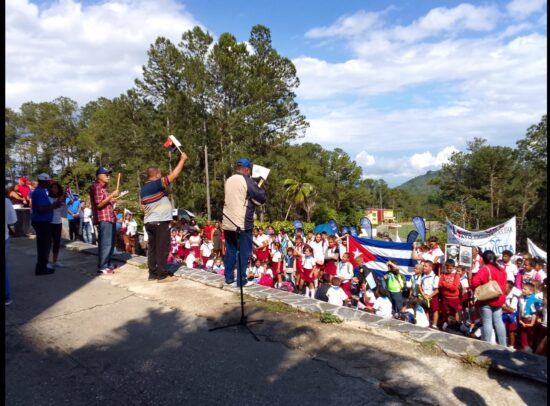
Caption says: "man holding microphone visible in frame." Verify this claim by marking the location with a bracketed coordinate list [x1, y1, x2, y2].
[222, 158, 266, 287]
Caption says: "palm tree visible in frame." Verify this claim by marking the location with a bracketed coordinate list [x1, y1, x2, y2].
[283, 178, 315, 221]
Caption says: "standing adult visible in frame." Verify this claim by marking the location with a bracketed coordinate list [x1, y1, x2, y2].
[5, 197, 18, 304]
[15, 176, 31, 207]
[66, 192, 82, 241]
[90, 167, 119, 274]
[222, 159, 266, 287]
[203, 220, 215, 241]
[212, 221, 223, 258]
[48, 181, 67, 268]
[471, 250, 508, 346]
[31, 173, 60, 275]
[141, 151, 188, 282]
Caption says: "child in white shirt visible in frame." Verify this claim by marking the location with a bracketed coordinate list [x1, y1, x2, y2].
[369, 287, 393, 319]
[326, 277, 350, 307]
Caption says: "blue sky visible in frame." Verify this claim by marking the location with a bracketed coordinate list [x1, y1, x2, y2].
[6, 0, 547, 186]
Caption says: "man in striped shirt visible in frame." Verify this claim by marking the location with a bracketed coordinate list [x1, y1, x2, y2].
[141, 151, 188, 282]
[90, 167, 119, 274]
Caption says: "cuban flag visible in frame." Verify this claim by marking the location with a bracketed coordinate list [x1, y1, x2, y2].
[348, 235, 416, 278]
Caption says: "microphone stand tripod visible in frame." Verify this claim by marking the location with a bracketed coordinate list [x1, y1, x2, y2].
[208, 213, 264, 341]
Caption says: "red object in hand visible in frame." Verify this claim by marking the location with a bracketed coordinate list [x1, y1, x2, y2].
[163, 137, 173, 149]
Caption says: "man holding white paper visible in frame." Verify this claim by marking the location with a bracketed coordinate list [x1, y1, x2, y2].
[222, 158, 266, 287]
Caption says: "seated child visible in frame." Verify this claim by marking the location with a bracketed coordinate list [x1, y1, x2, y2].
[398, 297, 430, 327]
[366, 286, 393, 319]
[326, 277, 350, 307]
[248, 258, 265, 282]
[212, 257, 225, 276]
[315, 273, 332, 302]
[185, 251, 199, 269]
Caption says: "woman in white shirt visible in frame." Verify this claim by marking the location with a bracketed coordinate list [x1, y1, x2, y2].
[48, 182, 67, 268]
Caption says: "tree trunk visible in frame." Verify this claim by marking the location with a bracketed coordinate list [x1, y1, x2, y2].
[284, 203, 292, 221]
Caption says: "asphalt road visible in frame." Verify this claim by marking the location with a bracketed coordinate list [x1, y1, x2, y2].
[5, 237, 546, 405]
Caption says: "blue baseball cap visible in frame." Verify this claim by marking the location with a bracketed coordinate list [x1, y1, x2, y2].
[236, 158, 252, 169]
[96, 167, 113, 176]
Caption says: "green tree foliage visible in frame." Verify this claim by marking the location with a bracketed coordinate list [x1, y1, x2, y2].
[4, 25, 546, 249]
[432, 115, 547, 249]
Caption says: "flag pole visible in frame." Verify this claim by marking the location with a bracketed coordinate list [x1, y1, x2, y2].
[116, 173, 121, 192]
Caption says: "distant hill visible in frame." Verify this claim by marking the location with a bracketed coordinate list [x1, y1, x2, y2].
[395, 170, 440, 194]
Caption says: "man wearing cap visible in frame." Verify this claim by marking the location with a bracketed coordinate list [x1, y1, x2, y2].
[31, 173, 61, 275]
[90, 167, 119, 274]
[222, 159, 266, 287]
[14, 177, 30, 207]
[141, 151, 188, 282]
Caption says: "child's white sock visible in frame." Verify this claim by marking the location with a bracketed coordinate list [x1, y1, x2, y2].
[311, 288, 316, 298]
[305, 286, 310, 297]
[314, 279, 319, 289]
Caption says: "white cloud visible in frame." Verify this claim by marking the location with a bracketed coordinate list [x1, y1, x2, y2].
[355, 146, 459, 185]
[409, 146, 459, 170]
[355, 151, 376, 166]
[295, 1, 546, 187]
[506, 0, 547, 20]
[6, 0, 202, 109]
[305, 10, 383, 39]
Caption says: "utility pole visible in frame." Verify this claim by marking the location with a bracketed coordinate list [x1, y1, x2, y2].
[204, 144, 211, 221]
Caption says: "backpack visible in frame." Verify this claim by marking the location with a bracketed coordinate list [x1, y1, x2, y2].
[279, 281, 295, 293]
[258, 275, 273, 287]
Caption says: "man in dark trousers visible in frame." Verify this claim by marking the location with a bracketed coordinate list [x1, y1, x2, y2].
[31, 173, 61, 275]
[141, 151, 188, 282]
[222, 159, 266, 287]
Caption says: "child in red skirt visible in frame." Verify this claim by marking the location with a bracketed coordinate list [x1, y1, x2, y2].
[301, 246, 316, 298]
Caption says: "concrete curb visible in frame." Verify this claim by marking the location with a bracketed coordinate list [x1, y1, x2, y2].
[62, 242, 548, 384]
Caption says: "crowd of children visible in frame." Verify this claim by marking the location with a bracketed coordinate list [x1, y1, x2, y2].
[169, 220, 547, 355]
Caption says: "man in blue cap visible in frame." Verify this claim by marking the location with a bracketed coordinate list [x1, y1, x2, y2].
[90, 166, 119, 274]
[222, 158, 266, 287]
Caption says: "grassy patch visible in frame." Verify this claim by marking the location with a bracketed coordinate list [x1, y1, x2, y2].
[319, 312, 343, 324]
[462, 352, 492, 369]
[256, 300, 299, 314]
[418, 340, 439, 352]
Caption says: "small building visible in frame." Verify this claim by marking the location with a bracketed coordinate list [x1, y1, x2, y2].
[364, 208, 395, 225]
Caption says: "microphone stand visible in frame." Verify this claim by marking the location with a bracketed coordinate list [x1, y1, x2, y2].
[208, 212, 264, 341]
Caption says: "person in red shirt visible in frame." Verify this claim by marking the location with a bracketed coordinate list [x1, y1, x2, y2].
[203, 220, 215, 241]
[471, 250, 508, 346]
[90, 167, 119, 274]
[438, 259, 462, 330]
[14, 177, 31, 207]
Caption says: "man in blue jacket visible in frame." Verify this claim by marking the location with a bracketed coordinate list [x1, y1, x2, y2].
[222, 159, 266, 287]
[31, 173, 62, 275]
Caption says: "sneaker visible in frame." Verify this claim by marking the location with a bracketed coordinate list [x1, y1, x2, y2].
[97, 268, 114, 275]
[157, 275, 178, 283]
[148, 276, 157, 281]
[430, 324, 438, 329]
[53, 261, 64, 268]
[46, 263, 55, 270]
[225, 280, 235, 285]
[243, 281, 255, 287]
[5, 299, 12, 306]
